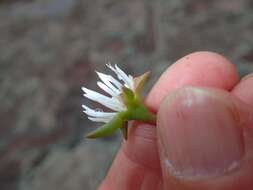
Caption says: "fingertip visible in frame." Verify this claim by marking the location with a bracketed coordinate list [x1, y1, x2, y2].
[147, 51, 238, 111]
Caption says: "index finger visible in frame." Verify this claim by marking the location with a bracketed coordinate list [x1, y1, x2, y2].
[147, 51, 238, 111]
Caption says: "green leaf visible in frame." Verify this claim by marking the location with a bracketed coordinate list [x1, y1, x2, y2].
[86, 114, 125, 138]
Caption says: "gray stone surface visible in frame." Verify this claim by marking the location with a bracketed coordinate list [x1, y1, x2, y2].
[0, 0, 253, 190]
[19, 141, 120, 190]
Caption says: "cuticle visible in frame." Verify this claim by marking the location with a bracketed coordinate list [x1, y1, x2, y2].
[241, 73, 253, 81]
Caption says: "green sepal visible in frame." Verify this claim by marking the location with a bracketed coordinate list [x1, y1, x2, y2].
[122, 87, 134, 107]
[134, 71, 150, 96]
[86, 113, 125, 138]
[127, 103, 156, 124]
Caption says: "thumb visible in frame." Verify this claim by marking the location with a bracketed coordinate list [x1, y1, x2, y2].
[157, 87, 253, 190]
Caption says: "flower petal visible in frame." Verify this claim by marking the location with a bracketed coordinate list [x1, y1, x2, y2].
[96, 71, 122, 92]
[82, 87, 125, 111]
[82, 105, 117, 118]
[106, 64, 134, 90]
[88, 116, 113, 123]
[115, 64, 134, 88]
[97, 82, 118, 96]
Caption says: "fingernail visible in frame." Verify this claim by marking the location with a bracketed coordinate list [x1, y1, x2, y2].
[158, 88, 245, 178]
[241, 73, 253, 81]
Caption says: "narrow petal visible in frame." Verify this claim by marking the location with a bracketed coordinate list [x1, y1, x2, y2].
[127, 75, 134, 90]
[107, 64, 134, 90]
[97, 82, 117, 96]
[115, 64, 132, 86]
[96, 71, 122, 92]
[82, 87, 125, 111]
[82, 105, 117, 118]
[88, 116, 113, 123]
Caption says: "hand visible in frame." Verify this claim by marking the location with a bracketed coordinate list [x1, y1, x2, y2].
[98, 52, 253, 190]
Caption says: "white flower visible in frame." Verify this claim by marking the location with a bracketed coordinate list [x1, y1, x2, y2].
[82, 64, 155, 139]
[82, 64, 135, 123]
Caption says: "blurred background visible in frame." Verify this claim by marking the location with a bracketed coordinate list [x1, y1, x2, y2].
[1, 0, 253, 189]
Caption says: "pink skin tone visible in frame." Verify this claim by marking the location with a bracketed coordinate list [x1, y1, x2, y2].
[98, 52, 253, 190]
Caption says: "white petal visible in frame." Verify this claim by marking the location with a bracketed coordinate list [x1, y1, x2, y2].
[88, 116, 113, 123]
[82, 105, 117, 117]
[114, 64, 132, 85]
[126, 75, 134, 90]
[83, 105, 116, 123]
[97, 82, 118, 96]
[106, 64, 134, 90]
[82, 87, 125, 111]
[96, 71, 122, 92]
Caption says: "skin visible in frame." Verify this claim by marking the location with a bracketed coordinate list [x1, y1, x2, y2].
[98, 51, 253, 190]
